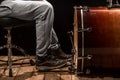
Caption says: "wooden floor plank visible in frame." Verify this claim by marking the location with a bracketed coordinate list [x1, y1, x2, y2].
[44, 72, 61, 80]
[29, 71, 45, 80]
[0, 68, 21, 80]
[103, 77, 114, 80]
[0, 56, 120, 80]
[92, 77, 103, 80]
[79, 77, 91, 80]
[113, 78, 120, 80]
[13, 66, 34, 80]
[71, 75, 81, 80]
[0, 56, 22, 77]
[60, 73, 72, 80]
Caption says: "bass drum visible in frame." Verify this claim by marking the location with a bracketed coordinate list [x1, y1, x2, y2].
[74, 6, 120, 73]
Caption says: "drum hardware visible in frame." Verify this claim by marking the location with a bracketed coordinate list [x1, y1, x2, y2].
[107, 0, 120, 8]
[74, 6, 89, 12]
[107, 0, 113, 8]
[67, 29, 92, 75]
[78, 55, 92, 60]
[79, 6, 87, 73]
[67, 31, 76, 73]
[78, 27, 92, 32]
[73, 6, 92, 75]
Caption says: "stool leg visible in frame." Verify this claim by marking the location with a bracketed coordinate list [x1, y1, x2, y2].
[7, 29, 13, 77]
[12, 45, 35, 66]
[8, 48, 12, 77]
[0, 27, 35, 77]
[0, 45, 8, 62]
[12, 45, 30, 58]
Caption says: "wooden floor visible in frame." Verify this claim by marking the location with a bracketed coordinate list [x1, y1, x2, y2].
[0, 56, 120, 80]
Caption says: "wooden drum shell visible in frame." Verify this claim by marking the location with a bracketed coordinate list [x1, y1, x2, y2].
[74, 7, 120, 70]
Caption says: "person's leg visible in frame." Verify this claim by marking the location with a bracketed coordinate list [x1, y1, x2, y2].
[5, 0, 55, 57]
[49, 28, 59, 50]
[0, 0, 67, 70]
[1, 0, 71, 58]
[50, 29, 72, 59]
[0, 6, 12, 17]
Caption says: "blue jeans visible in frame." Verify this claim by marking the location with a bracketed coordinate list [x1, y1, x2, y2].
[0, 0, 59, 57]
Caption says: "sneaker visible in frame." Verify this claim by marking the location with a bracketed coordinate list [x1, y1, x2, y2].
[36, 54, 56, 66]
[36, 58, 67, 71]
[50, 48, 72, 59]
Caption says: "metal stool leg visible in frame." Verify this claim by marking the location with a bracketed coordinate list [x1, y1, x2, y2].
[0, 27, 34, 77]
[7, 28, 13, 77]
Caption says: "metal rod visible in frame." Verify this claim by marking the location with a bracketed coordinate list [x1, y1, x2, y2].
[80, 7, 85, 72]
[7, 29, 13, 77]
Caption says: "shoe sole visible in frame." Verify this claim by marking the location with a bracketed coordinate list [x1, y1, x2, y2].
[36, 62, 66, 72]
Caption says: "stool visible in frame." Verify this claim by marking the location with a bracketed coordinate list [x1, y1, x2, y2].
[0, 17, 35, 77]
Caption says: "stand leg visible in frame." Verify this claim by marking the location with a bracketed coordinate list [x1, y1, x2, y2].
[7, 29, 13, 77]
[12, 45, 35, 66]
[0, 28, 35, 77]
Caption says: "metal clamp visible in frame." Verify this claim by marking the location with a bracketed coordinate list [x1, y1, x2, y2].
[78, 27, 92, 32]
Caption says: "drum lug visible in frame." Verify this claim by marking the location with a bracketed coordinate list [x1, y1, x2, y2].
[78, 27, 92, 32]
[78, 55, 92, 60]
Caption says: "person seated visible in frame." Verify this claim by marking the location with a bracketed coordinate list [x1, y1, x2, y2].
[0, 0, 72, 71]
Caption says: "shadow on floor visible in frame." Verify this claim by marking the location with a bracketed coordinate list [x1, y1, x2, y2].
[78, 68, 120, 78]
